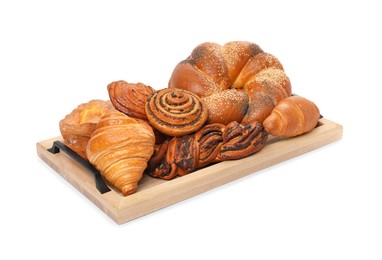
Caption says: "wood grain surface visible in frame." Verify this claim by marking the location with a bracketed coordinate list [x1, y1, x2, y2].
[36, 117, 343, 224]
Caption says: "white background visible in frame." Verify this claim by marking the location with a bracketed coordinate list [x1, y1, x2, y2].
[1, 0, 381, 259]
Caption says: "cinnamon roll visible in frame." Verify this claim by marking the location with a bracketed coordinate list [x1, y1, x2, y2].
[145, 88, 208, 136]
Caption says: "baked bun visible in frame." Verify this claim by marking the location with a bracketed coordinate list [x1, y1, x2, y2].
[168, 41, 292, 124]
[145, 88, 208, 136]
[59, 99, 114, 159]
[107, 80, 155, 120]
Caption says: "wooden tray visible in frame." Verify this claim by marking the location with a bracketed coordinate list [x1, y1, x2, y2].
[36, 117, 342, 224]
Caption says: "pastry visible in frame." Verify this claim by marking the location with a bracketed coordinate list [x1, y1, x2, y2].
[59, 99, 114, 159]
[145, 88, 208, 136]
[263, 95, 320, 137]
[168, 41, 292, 124]
[217, 121, 268, 160]
[195, 123, 225, 167]
[86, 110, 155, 196]
[241, 68, 291, 124]
[107, 80, 155, 120]
[147, 121, 268, 180]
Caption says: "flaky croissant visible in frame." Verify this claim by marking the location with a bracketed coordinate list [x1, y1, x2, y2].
[146, 121, 268, 180]
[86, 110, 155, 196]
[263, 96, 320, 137]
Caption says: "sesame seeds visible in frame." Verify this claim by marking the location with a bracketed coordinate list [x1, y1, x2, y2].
[202, 90, 249, 123]
[203, 89, 248, 106]
[253, 68, 289, 87]
[170, 41, 292, 121]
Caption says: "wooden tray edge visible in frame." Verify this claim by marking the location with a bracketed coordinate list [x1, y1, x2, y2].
[36, 118, 343, 224]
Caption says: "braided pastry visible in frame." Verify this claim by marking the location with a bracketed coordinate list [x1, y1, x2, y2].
[146, 121, 268, 180]
[86, 110, 155, 196]
[145, 88, 208, 136]
[195, 123, 225, 167]
[107, 80, 155, 120]
[217, 121, 268, 161]
[168, 41, 292, 125]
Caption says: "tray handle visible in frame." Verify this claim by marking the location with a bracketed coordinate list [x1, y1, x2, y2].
[47, 141, 111, 194]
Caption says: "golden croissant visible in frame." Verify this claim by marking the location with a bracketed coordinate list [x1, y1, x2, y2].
[263, 95, 320, 137]
[86, 110, 155, 196]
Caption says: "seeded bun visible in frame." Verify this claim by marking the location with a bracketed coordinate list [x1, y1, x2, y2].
[169, 41, 292, 124]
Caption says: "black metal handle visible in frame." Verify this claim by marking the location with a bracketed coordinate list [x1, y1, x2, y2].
[47, 141, 111, 194]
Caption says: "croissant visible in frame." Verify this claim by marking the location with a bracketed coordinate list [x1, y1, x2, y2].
[145, 88, 208, 136]
[263, 96, 320, 137]
[147, 121, 268, 180]
[86, 110, 155, 196]
[59, 99, 114, 159]
[168, 41, 292, 124]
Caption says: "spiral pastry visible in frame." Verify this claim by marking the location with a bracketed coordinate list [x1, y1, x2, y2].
[145, 88, 208, 136]
[107, 80, 155, 120]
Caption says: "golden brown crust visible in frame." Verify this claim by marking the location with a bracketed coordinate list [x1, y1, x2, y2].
[263, 96, 320, 137]
[168, 41, 292, 125]
[202, 89, 249, 125]
[86, 110, 155, 196]
[59, 99, 114, 159]
[222, 41, 264, 86]
[190, 42, 231, 91]
[145, 88, 208, 137]
[107, 80, 155, 120]
[241, 68, 292, 124]
[168, 61, 222, 98]
[231, 53, 284, 88]
[241, 91, 275, 125]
